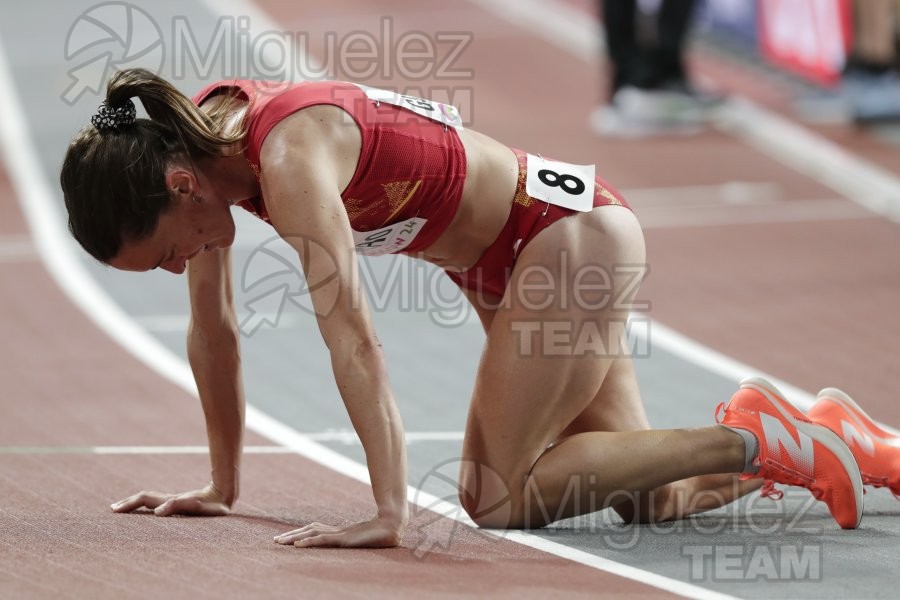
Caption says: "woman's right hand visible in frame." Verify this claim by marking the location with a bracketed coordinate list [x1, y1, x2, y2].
[111, 483, 232, 517]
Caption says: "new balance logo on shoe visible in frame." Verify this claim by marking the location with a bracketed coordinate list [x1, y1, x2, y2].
[760, 413, 815, 478]
[840, 419, 876, 457]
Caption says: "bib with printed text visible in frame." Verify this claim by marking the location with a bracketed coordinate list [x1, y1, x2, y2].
[356, 84, 464, 130]
[524, 154, 596, 212]
[352, 217, 428, 256]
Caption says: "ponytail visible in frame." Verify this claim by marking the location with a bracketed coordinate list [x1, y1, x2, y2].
[106, 67, 244, 157]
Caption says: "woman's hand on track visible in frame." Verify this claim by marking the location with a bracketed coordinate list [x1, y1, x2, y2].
[274, 516, 404, 549]
[111, 483, 231, 517]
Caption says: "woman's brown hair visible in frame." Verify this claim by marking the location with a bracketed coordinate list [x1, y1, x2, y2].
[60, 68, 246, 263]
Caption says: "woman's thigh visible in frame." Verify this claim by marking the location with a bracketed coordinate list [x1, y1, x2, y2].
[556, 354, 650, 441]
[460, 205, 646, 509]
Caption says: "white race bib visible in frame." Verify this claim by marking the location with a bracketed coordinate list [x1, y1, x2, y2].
[524, 154, 596, 212]
[352, 217, 427, 256]
[356, 84, 464, 130]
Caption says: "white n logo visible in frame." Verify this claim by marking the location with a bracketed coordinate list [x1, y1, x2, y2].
[760, 413, 815, 477]
[841, 419, 875, 457]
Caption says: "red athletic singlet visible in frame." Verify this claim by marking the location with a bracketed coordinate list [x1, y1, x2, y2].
[191, 80, 467, 253]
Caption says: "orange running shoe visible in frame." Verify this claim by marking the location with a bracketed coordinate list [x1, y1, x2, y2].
[717, 377, 864, 529]
[808, 387, 900, 498]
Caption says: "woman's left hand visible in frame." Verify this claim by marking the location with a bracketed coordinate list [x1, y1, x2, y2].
[274, 516, 405, 548]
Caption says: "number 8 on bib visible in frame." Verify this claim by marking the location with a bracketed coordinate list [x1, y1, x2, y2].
[524, 154, 596, 212]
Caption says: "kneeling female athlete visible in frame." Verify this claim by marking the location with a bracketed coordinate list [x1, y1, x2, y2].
[61, 68, 879, 547]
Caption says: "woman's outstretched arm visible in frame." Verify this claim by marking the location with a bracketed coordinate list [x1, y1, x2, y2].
[186, 244, 244, 508]
[260, 109, 409, 547]
[112, 245, 242, 517]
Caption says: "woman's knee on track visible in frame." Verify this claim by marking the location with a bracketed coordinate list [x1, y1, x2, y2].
[457, 458, 540, 529]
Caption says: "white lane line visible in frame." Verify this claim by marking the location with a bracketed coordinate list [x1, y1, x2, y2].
[610, 182, 874, 227]
[623, 182, 784, 207]
[469, 0, 900, 223]
[0, 445, 294, 455]
[302, 430, 465, 443]
[636, 198, 874, 229]
[0, 433, 468, 455]
[0, 10, 732, 600]
[135, 312, 307, 332]
[717, 98, 900, 221]
[647, 321, 900, 436]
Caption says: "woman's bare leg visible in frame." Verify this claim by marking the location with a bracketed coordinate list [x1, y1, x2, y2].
[554, 355, 763, 523]
[459, 206, 754, 528]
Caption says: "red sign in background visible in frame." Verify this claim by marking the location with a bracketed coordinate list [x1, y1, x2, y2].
[758, 0, 853, 86]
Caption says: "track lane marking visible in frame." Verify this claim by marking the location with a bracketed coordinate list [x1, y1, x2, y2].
[0, 433, 468, 454]
[0, 445, 294, 455]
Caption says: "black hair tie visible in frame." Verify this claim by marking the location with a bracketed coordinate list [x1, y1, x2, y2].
[91, 99, 137, 132]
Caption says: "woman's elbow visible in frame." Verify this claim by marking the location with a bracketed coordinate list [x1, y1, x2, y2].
[188, 316, 241, 350]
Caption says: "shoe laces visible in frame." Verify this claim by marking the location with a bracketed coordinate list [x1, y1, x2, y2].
[758, 460, 823, 500]
[714, 402, 726, 424]
[760, 480, 784, 501]
[863, 474, 888, 488]
[861, 474, 900, 499]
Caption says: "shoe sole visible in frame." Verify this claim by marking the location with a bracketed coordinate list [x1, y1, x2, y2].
[736, 377, 864, 529]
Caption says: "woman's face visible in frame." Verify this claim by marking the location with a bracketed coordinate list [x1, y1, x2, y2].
[109, 171, 236, 274]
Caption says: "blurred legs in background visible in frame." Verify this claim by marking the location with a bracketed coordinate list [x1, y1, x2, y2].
[591, 0, 725, 137]
[795, 0, 900, 124]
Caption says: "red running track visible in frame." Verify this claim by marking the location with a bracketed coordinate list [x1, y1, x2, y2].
[0, 158, 668, 596]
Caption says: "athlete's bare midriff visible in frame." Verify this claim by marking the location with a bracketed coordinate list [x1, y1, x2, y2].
[409, 128, 519, 272]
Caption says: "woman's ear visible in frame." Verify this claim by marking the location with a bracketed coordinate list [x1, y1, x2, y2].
[166, 164, 201, 195]
[166, 169, 194, 199]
